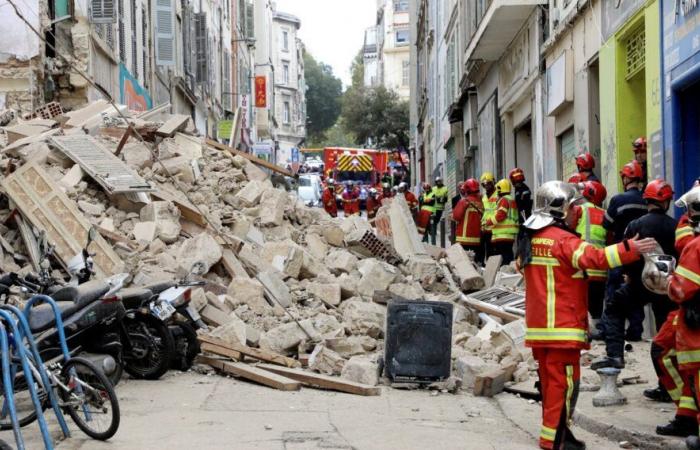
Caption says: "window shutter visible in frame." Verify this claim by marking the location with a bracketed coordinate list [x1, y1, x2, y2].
[90, 0, 116, 23]
[245, 1, 254, 39]
[154, 0, 175, 67]
[194, 13, 208, 83]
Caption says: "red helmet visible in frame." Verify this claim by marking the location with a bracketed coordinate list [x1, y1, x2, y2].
[568, 173, 583, 184]
[620, 160, 643, 180]
[633, 137, 647, 154]
[509, 168, 525, 184]
[576, 153, 596, 171]
[422, 182, 431, 191]
[462, 178, 480, 195]
[581, 181, 607, 206]
[643, 179, 674, 202]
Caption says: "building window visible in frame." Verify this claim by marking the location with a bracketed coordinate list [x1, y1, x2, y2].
[396, 29, 409, 46]
[284, 101, 290, 124]
[394, 0, 408, 12]
[402, 60, 409, 87]
[283, 64, 289, 84]
[283, 30, 289, 51]
[559, 127, 577, 180]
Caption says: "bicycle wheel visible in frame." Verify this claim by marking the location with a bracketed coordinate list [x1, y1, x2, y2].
[59, 357, 120, 440]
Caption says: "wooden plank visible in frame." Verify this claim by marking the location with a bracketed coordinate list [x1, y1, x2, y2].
[483, 255, 502, 288]
[198, 335, 301, 368]
[200, 342, 242, 361]
[256, 364, 381, 396]
[95, 226, 139, 250]
[221, 249, 250, 279]
[195, 354, 227, 370]
[155, 114, 190, 137]
[114, 126, 133, 156]
[205, 139, 295, 178]
[197, 355, 301, 391]
[14, 214, 40, 271]
[459, 295, 522, 323]
[151, 189, 207, 226]
[1, 163, 124, 277]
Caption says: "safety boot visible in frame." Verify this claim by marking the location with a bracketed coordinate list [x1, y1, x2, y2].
[657, 416, 698, 437]
[590, 356, 624, 370]
[563, 428, 586, 450]
[686, 435, 700, 450]
[644, 386, 672, 403]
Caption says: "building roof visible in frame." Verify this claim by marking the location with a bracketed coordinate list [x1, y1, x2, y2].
[273, 11, 301, 28]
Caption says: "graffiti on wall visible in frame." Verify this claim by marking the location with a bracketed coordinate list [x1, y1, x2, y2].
[119, 64, 152, 112]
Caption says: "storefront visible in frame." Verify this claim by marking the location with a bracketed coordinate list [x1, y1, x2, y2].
[662, 1, 700, 195]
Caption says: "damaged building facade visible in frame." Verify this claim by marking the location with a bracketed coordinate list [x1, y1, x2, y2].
[409, 0, 685, 202]
[0, 0, 306, 165]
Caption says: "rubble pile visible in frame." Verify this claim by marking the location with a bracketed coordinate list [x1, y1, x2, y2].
[0, 101, 531, 396]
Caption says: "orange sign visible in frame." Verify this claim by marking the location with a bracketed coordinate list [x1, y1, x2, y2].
[255, 76, 267, 108]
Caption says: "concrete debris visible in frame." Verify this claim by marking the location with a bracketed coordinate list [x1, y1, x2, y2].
[445, 244, 485, 291]
[341, 355, 379, 386]
[357, 258, 399, 298]
[341, 300, 386, 339]
[306, 281, 341, 307]
[140, 201, 182, 244]
[309, 344, 346, 376]
[176, 233, 223, 274]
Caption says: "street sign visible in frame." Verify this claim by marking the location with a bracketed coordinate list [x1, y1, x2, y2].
[217, 120, 232, 138]
[291, 147, 300, 173]
[255, 76, 267, 108]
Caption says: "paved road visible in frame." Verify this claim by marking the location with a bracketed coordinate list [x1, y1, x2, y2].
[1, 370, 565, 450]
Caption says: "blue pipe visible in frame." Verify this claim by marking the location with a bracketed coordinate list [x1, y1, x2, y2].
[0, 323, 23, 449]
[0, 311, 53, 449]
[1, 305, 69, 437]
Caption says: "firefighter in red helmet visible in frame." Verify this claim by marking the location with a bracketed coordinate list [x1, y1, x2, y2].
[575, 152, 600, 182]
[633, 137, 648, 185]
[509, 168, 532, 223]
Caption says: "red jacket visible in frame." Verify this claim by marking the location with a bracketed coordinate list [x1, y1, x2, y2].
[524, 225, 640, 350]
[669, 235, 700, 370]
[342, 190, 359, 216]
[322, 188, 337, 217]
[404, 192, 419, 211]
[366, 196, 380, 219]
[676, 214, 694, 254]
[452, 194, 483, 246]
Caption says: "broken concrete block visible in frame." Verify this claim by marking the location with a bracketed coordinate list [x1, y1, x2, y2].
[322, 223, 345, 247]
[307, 282, 341, 307]
[341, 300, 386, 339]
[140, 201, 181, 244]
[190, 287, 208, 311]
[200, 305, 233, 328]
[259, 319, 315, 355]
[77, 200, 105, 217]
[455, 355, 492, 389]
[176, 233, 223, 274]
[357, 259, 399, 298]
[445, 244, 485, 291]
[464, 336, 483, 353]
[122, 143, 152, 168]
[341, 355, 379, 386]
[404, 255, 441, 288]
[234, 179, 266, 207]
[245, 325, 261, 348]
[337, 273, 360, 299]
[99, 217, 115, 232]
[148, 238, 166, 254]
[473, 367, 507, 397]
[209, 316, 247, 346]
[388, 282, 425, 300]
[309, 344, 346, 376]
[156, 156, 196, 182]
[259, 188, 287, 227]
[60, 164, 84, 188]
[304, 233, 328, 260]
[133, 221, 157, 243]
[205, 291, 232, 313]
[242, 158, 269, 181]
[226, 277, 269, 314]
[325, 335, 378, 358]
[325, 249, 358, 275]
[260, 241, 304, 279]
[299, 250, 331, 280]
[257, 271, 292, 308]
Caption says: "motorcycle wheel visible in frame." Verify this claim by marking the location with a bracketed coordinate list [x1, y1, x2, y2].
[123, 314, 174, 380]
[59, 357, 120, 440]
[169, 321, 200, 372]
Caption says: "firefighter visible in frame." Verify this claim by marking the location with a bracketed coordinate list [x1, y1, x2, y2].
[381, 171, 392, 186]
[633, 137, 648, 185]
[676, 178, 700, 254]
[519, 181, 655, 450]
[341, 182, 359, 216]
[322, 178, 338, 218]
[592, 179, 678, 372]
[575, 152, 600, 182]
[598, 159, 648, 341]
[509, 168, 533, 223]
[366, 188, 380, 220]
[399, 182, 419, 214]
[481, 172, 498, 261]
[574, 181, 608, 328]
[453, 178, 484, 263]
[484, 179, 519, 265]
[432, 176, 449, 231]
[667, 186, 700, 450]
[418, 182, 435, 240]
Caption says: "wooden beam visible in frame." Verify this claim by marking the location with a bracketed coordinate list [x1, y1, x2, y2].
[205, 139, 295, 178]
[95, 226, 139, 250]
[197, 355, 301, 391]
[459, 295, 522, 323]
[198, 335, 300, 368]
[155, 114, 190, 137]
[200, 342, 242, 361]
[256, 364, 382, 396]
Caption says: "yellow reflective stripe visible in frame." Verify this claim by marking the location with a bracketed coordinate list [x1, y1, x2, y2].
[586, 269, 607, 278]
[531, 257, 560, 266]
[526, 328, 587, 342]
[571, 242, 590, 269]
[456, 236, 480, 244]
[680, 396, 698, 411]
[677, 227, 694, 239]
[677, 265, 700, 286]
[546, 266, 556, 328]
[572, 271, 585, 279]
[540, 425, 556, 441]
[677, 349, 700, 365]
[662, 351, 684, 401]
[605, 245, 623, 268]
[565, 365, 574, 424]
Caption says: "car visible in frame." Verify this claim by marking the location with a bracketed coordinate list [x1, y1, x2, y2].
[296, 174, 323, 207]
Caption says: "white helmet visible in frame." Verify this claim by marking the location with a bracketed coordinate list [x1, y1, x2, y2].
[676, 186, 700, 233]
[642, 253, 676, 295]
[524, 181, 581, 230]
[327, 178, 335, 185]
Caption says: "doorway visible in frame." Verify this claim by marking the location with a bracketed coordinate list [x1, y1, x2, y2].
[674, 79, 700, 192]
[514, 119, 533, 184]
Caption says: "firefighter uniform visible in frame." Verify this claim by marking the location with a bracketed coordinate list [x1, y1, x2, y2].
[404, 191, 419, 213]
[514, 182, 533, 223]
[453, 194, 483, 259]
[418, 191, 435, 238]
[574, 202, 608, 319]
[677, 215, 694, 254]
[342, 189, 359, 216]
[524, 226, 640, 449]
[322, 187, 338, 218]
[489, 194, 519, 265]
[481, 192, 498, 259]
[366, 195, 380, 220]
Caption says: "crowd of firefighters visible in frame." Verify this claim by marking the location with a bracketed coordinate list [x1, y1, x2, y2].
[319, 137, 700, 450]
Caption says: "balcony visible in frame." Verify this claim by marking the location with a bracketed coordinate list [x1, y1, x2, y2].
[465, 0, 546, 62]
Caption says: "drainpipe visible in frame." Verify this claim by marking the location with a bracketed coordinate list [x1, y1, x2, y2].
[658, 0, 667, 183]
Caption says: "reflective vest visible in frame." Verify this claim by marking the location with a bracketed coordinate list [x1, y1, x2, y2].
[481, 192, 498, 231]
[432, 186, 449, 211]
[669, 236, 700, 369]
[421, 192, 436, 213]
[491, 195, 519, 242]
[676, 214, 694, 254]
[524, 226, 640, 349]
[575, 203, 608, 281]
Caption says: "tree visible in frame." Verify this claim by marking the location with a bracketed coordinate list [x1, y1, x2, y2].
[307, 121, 357, 148]
[304, 51, 342, 141]
[341, 85, 410, 150]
